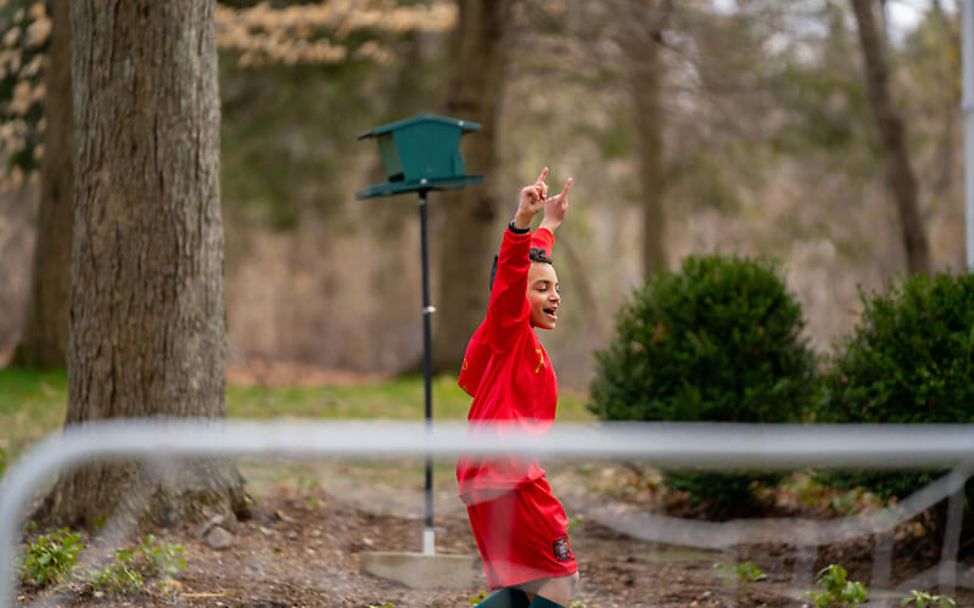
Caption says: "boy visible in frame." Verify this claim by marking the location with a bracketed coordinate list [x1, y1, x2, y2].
[457, 168, 578, 608]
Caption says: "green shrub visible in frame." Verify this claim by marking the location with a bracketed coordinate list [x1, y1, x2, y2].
[713, 560, 767, 582]
[86, 548, 143, 594]
[817, 273, 974, 498]
[137, 534, 186, 579]
[901, 590, 956, 608]
[589, 255, 818, 512]
[19, 528, 83, 587]
[18, 528, 186, 595]
[805, 564, 868, 607]
[83, 534, 186, 595]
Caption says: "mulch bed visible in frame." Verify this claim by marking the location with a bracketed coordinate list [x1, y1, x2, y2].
[18, 478, 974, 608]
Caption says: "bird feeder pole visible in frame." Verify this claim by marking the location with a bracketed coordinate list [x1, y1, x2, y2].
[357, 114, 483, 555]
[419, 186, 435, 554]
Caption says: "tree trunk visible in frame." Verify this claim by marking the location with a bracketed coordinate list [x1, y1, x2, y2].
[851, 0, 931, 275]
[12, 0, 73, 369]
[617, 1, 670, 279]
[37, 0, 247, 530]
[430, 0, 511, 373]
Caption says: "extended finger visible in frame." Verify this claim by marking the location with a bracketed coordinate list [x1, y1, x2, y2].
[536, 166, 549, 185]
[560, 177, 573, 199]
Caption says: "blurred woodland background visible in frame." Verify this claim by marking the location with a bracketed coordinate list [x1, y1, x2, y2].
[0, 0, 963, 388]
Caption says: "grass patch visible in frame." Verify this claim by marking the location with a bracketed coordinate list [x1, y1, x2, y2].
[0, 367, 68, 460]
[0, 367, 593, 467]
[227, 373, 592, 421]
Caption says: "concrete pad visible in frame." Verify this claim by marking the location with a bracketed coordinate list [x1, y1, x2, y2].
[360, 551, 481, 590]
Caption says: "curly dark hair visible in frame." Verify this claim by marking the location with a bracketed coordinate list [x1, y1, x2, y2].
[529, 248, 553, 265]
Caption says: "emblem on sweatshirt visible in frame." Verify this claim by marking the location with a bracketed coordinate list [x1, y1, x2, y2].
[552, 536, 573, 562]
[535, 348, 545, 374]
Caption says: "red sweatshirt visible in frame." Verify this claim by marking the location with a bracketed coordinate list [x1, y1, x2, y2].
[456, 226, 558, 495]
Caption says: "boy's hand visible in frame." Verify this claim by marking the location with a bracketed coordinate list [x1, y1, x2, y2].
[540, 176, 572, 233]
[513, 167, 549, 230]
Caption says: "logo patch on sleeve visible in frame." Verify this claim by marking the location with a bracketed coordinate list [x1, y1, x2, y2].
[552, 536, 573, 562]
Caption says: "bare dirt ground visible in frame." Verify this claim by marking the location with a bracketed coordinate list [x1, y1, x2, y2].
[14, 363, 974, 607]
[18, 471, 974, 608]
[17, 487, 789, 608]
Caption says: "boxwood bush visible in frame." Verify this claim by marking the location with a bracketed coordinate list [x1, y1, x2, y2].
[817, 273, 974, 498]
[588, 254, 818, 515]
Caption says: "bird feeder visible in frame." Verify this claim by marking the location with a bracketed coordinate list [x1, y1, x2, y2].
[356, 113, 485, 558]
[356, 113, 483, 199]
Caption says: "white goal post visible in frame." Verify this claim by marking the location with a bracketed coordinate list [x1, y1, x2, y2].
[2, 420, 974, 607]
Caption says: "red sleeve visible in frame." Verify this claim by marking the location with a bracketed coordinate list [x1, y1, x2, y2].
[531, 226, 555, 258]
[483, 227, 555, 350]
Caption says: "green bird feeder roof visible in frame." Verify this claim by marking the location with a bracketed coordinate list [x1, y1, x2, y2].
[357, 113, 482, 139]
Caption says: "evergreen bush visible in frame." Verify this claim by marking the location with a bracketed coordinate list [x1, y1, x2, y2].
[589, 254, 818, 514]
[817, 273, 974, 498]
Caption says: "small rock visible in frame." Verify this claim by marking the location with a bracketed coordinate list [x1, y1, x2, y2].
[198, 513, 226, 538]
[287, 530, 298, 540]
[206, 526, 234, 550]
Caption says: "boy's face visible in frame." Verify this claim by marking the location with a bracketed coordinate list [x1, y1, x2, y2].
[527, 262, 560, 330]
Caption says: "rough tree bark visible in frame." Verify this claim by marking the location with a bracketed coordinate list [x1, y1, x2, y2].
[851, 0, 931, 275]
[616, 0, 672, 279]
[12, 0, 73, 369]
[36, 0, 247, 529]
[430, 0, 512, 372]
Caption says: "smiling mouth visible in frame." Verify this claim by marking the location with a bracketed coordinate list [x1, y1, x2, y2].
[543, 307, 558, 320]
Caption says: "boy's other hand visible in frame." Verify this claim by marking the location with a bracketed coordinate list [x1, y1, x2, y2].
[540, 176, 572, 233]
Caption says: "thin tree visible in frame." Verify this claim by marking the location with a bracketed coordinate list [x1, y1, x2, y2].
[851, 0, 930, 274]
[431, 0, 513, 372]
[12, 0, 72, 368]
[615, 0, 673, 278]
[37, 0, 247, 528]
